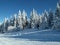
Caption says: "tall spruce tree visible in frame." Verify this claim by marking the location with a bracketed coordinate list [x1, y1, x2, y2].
[53, 1, 60, 30]
[48, 9, 53, 28]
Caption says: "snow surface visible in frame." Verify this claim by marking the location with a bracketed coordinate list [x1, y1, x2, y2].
[0, 37, 60, 45]
[0, 29, 60, 45]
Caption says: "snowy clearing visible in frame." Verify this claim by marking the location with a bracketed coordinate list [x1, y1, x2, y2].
[0, 29, 60, 45]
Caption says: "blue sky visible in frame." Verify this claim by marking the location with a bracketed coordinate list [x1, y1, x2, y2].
[0, 0, 59, 23]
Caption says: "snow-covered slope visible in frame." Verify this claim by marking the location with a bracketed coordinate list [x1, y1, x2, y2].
[0, 29, 60, 45]
[0, 29, 60, 42]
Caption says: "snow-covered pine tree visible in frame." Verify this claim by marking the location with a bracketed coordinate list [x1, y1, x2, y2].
[18, 10, 23, 29]
[18, 10, 21, 25]
[10, 16, 14, 26]
[53, 1, 60, 30]
[55, 2, 60, 18]
[5, 18, 9, 31]
[39, 13, 47, 29]
[13, 14, 17, 27]
[22, 9, 27, 29]
[27, 18, 31, 28]
[39, 14, 42, 25]
[30, 8, 39, 29]
[35, 11, 40, 29]
[39, 13, 43, 29]
[3, 17, 9, 32]
[43, 10, 49, 29]
[39, 10, 48, 29]
[0, 23, 4, 33]
[48, 9, 54, 28]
